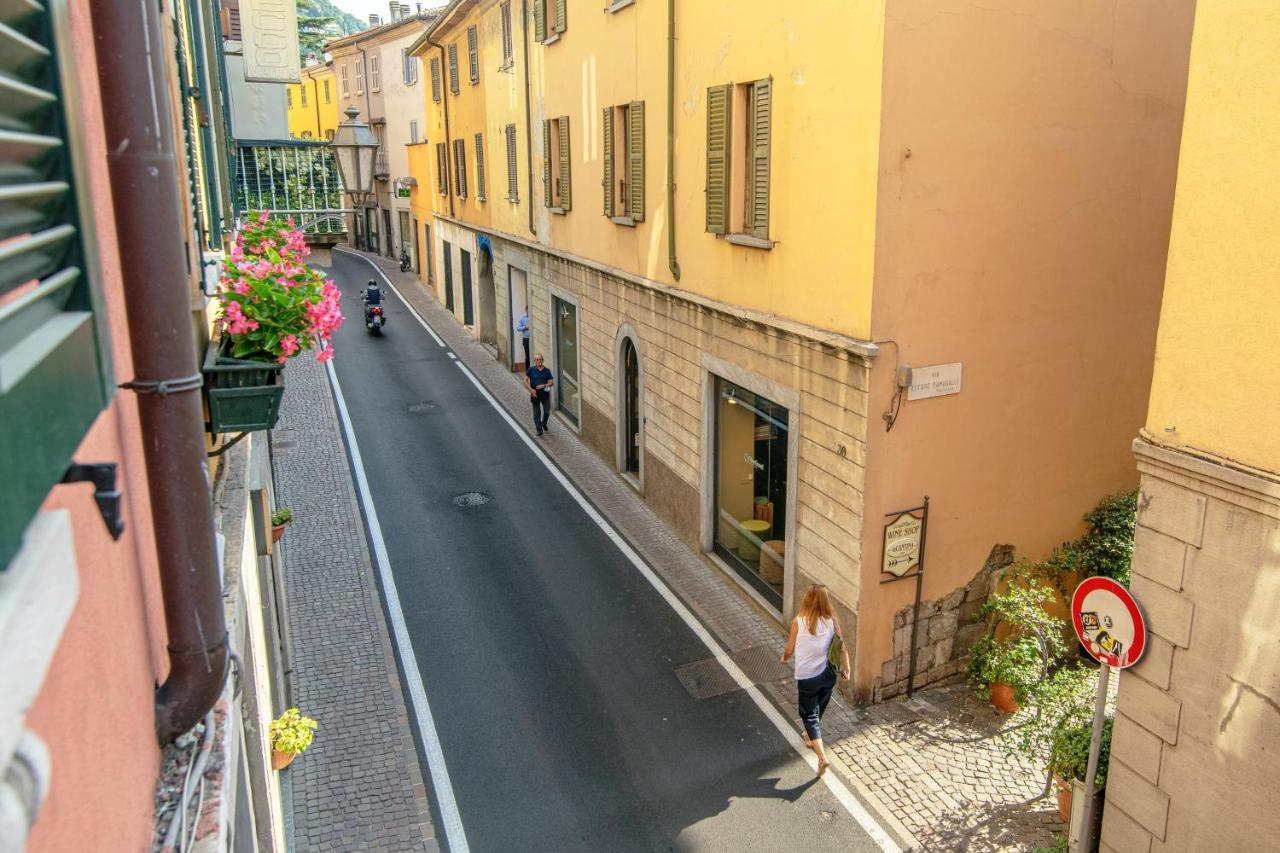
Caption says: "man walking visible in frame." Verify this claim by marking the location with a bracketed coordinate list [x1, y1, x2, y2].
[516, 311, 530, 368]
[524, 353, 555, 435]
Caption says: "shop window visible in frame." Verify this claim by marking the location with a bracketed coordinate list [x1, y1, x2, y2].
[553, 296, 579, 424]
[713, 376, 788, 609]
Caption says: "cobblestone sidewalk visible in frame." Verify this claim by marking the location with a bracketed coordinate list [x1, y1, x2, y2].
[271, 333, 437, 852]
[338, 248, 1066, 851]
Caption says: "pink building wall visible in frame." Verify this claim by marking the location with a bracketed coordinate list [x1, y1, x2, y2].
[855, 0, 1197, 688]
[24, 5, 171, 848]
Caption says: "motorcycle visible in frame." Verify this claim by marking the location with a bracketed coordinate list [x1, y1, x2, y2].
[399, 250, 412, 272]
[362, 290, 385, 335]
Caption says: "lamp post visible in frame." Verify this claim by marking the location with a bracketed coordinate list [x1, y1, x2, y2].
[330, 106, 378, 251]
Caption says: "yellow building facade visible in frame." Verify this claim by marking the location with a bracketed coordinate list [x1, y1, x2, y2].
[287, 62, 339, 140]
[408, 0, 1196, 704]
[1102, 2, 1280, 850]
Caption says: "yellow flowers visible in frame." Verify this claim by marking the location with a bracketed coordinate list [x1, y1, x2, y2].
[269, 708, 318, 755]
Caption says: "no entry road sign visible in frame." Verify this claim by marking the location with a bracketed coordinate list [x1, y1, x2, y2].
[1071, 576, 1146, 669]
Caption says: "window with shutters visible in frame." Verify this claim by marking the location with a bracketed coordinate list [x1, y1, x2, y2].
[453, 138, 467, 198]
[355, 60, 364, 94]
[500, 1, 514, 68]
[409, 120, 419, 144]
[370, 54, 381, 92]
[2, 1, 114, 566]
[705, 79, 773, 246]
[341, 64, 350, 97]
[467, 26, 479, 84]
[603, 102, 644, 223]
[542, 116, 570, 212]
[533, 0, 566, 43]
[429, 56, 441, 101]
[474, 133, 486, 201]
[300, 84, 307, 107]
[505, 123, 519, 201]
[227, 6, 243, 39]
[287, 87, 293, 108]
[402, 49, 418, 85]
[324, 78, 331, 103]
[436, 142, 448, 194]
[447, 43, 459, 94]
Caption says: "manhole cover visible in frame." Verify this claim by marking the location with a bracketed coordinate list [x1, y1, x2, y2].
[452, 491, 491, 508]
[407, 401, 438, 413]
[728, 645, 793, 684]
[674, 659, 740, 700]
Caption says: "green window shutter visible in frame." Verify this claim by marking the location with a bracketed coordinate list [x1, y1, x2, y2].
[1, 2, 113, 567]
[447, 43, 459, 94]
[557, 115, 571, 211]
[474, 132, 486, 201]
[601, 106, 613, 216]
[454, 138, 467, 197]
[705, 84, 731, 234]
[746, 78, 771, 239]
[553, 0, 567, 34]
[628, 100, 645, 222]
[506, 123, 518, 201]
[437, 142, 447, 194]
[534, 0, 546, 42]
[430, 56, 441, 101]
[467, 26, 479, 84]
[542, 118, 552, 207]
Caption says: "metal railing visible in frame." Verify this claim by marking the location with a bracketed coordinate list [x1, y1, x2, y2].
[374, 150, 390, 178]
[233, 140, 348, 235]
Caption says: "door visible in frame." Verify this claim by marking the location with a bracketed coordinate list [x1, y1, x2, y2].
[477, 246, 497, 346]
[412, 217, 421, 276]
[443, 241, 454, 311]
[399, 211, 413, 267]
[553, 296, 579, 424]
[622, 338, 640, 474]
[365, 208, 379, 255]
[382, 209, 394, 258]
[508, 265, 529, 371]
[460, 248, 475, 327]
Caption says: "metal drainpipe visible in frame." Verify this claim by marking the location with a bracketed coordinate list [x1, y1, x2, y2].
[667, 0, 680, 281]
[428, 36, 456, 218]
[95, 0, 230, 744]
[521, 0, 535, 235]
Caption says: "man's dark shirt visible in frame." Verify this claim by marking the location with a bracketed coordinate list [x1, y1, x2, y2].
[526, 365, 553, 395]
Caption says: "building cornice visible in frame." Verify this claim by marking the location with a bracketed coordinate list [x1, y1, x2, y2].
[431, 213, 879, 362]
[1134, 434, 1280, 519]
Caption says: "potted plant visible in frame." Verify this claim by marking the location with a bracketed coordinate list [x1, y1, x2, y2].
[271, 508, 293, 542]
[268, 707, 318, 770]
[1049, 713, 1112, 825]
[966, 568, 1067, 712]
[204, 211, 344, 433]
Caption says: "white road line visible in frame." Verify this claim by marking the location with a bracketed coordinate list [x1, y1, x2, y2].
[338, 251, 901, 852]
[324, 357, 470, 853]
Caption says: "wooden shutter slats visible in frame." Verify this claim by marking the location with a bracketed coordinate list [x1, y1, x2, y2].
[553, 0, 566, 33]
[557, 115, 570, 211]
[447, 43, 459, 94]
[746, 79, 771, 238]
[506, 124, 518, 200]
[542, 118, 552, 207]
[628, 100, 644, 222]
[705, 84, 730, 234]
[430, 56, 441, 101]
[474, 132, 486, 201]
[602, 106, 613, 216]
[467, 26, 479, 84]
[534, 0, 546, 42]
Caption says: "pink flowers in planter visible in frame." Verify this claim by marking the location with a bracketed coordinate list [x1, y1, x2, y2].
[217, 211, 344, 364]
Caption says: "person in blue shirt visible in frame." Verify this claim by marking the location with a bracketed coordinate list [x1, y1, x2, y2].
[524, 353, 555, 435]
[515, 311, 530, 367]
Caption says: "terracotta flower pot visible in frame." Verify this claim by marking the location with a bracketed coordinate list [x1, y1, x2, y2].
[272, 522, 288, 542]
[271, 749, 296, 770]
[1056, 776, 1072, 822]
[989, 681, 1019, 713]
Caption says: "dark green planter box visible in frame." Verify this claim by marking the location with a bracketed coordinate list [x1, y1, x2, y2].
[203, 339, 284, 433]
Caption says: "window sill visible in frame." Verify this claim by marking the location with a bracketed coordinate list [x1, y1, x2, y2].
[725, 233, 775, 250]
[542, 33, 561, 46]
[610, 215, 636, 227]
[507, 195, 520, 204]
[549, 206, 568, 215]
[498, 60, 514, 72]
[605, 0, 636, 12]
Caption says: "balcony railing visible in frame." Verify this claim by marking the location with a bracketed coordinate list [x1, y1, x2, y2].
[233, 140, 348, 235]
[374, 150, 390, 180]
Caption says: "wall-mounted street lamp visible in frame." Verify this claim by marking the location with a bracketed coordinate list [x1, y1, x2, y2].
[330, 106, 378, 204]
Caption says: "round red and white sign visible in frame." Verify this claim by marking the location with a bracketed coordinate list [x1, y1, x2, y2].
[1071, 577, 1146, 668]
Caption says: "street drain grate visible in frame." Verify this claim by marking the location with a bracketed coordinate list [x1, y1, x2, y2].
[451, 491, 491, 508]
[673, 645, 793, 700]
[407, 401, 438, 413]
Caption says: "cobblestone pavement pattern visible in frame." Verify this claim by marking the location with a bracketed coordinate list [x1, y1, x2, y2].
[348, 248, 1066, 851]
[271, 307, 437, 852]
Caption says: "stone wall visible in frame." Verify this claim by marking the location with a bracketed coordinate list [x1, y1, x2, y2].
[876, 545, 1014, 701]
[1099, 440, 1280, 853]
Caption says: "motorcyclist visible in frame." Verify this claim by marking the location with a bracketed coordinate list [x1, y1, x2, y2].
[362, 280, 383, 325]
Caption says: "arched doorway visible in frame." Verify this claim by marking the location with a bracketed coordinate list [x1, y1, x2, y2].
[616, 331, 643, 485]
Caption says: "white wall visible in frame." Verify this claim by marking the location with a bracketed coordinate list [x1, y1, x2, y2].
[224, 49, 289, 139]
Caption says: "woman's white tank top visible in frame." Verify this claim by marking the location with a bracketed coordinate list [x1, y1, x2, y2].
[794, 616, 835, 680]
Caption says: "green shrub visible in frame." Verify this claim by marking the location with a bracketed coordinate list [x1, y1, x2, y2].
[1043, 492, 1137, 589]
[967, 634, 1044, 702]
[269, 708, 317, 755]
[1050, 714, 1113, 787]
[271, 507, 294, 526]
[967, 571, 1067, 703]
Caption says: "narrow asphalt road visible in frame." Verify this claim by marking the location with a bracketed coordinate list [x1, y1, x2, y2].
[322, 252, 883, 853]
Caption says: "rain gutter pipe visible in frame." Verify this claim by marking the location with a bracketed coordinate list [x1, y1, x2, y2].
[427, 32, 455, 218]
[96, 0, 230, 744]
[521, 0, 535, 235]
[667, 0, 680, 280]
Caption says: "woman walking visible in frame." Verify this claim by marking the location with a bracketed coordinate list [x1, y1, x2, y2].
[780, 583, 850, 776]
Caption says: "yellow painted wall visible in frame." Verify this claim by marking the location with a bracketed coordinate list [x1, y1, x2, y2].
[529, 0, 885, 339]
[313, 67, 339, 139]
[1145, 0, 1280, 475]
[287, 66, 339, 140]
[287, 81, 310, 137]
[408, 141, 435, 282]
